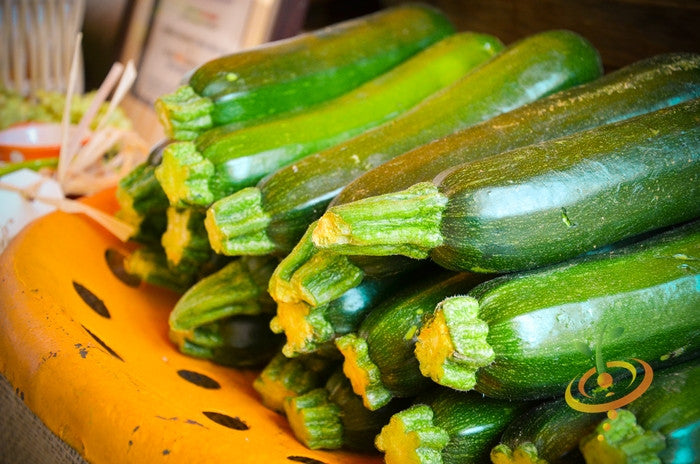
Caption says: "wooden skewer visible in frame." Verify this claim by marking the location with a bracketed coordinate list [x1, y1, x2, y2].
[0, 180, 135, 242]
[58, 32, 83, 183]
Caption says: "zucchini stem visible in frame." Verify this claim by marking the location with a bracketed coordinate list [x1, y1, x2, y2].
[155, 142, 216, 207]
[375, 404, 450, 464]
[284, 388, 344, 450]
[414, 296, 495, 390]
[312, 182, 448, 259]
[154, 85, 214, 141]
[579, 409, 666, 464]
[205, 187, 275, 255]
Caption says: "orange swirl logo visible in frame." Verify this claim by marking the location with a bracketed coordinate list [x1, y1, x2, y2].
[565, 358, 653, 413]
[565, 325, 653, 413]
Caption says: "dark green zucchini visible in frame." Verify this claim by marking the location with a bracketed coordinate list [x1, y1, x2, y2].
[204, 29, 602, 256]
[155, 31, 501, 208]
[313, 98, 700, 274]
[490, 397, 604, 464]
[580, 361, 700, 464]
[123, 245, 197, 293]
[267, 51, 700, 310]
[180, 313, 283, 367]
[376, 387, 527, 464]
[160, 206, 214, 274]
[410, 220, 700, 399]
[168, 256, 278, 354]
[155, 4, 455, 140]
[334, 270, 489, 411]
[115, 140, 170, 245]
[253, 352, 339, 414]
[284, 369, 406, 451]
[269, 262, 408, 358]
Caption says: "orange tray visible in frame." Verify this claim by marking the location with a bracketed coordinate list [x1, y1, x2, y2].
[0, 189, 381, 464]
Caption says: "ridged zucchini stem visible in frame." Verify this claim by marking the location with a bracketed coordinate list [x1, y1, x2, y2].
[270, 301, 335, 357]
[253, 352, 337, 414]
[115, 163, 169, 242]
[123, 247, 194, 292]
[283, 388, 344, 450]
[155, 142, 216, 207]
[161, 206, 212, 272]
[168, 259, 273, 345]
[205, 187, 275, 255]
[312, 182, 448, 259]
[155, 85, 214, 141]
[335, 334, 393, 411]
[579, 409, 666, 464]
[490, 442, 548, 464]
[414, 296, 495, 390]
[375, 404, 450, 464]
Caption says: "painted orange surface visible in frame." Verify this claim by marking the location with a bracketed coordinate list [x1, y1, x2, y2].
[0, 188, 382, 464]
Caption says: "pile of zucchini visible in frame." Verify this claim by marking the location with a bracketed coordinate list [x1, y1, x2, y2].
[114, 3, 700, 462]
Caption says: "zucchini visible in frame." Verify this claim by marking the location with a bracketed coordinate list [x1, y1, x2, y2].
[115, 140, 171, 245]
[168, 256, 278, 353]
[490, 397, 604, 464]
[269, 260, 408, 358]
[253, 352, 339, 414]
[334, 270, 489, 411]
[205, 29, 602, 256]
[284, 369, 406, 451]
[266, 51, 700, 311]
[123, 246, 197, 292]
[313, 98, 700, 273]
[155, 4, 456, 140]
[155, 31, 501, 208]
[161, 206, 214, 273]
[411, 220, 700, 399]
[580, 361, 700, 464]
[375, 387, 527, 464]
[182, 313, 282, 367]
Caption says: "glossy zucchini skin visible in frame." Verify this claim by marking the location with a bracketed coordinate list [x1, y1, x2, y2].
[157, 32, 501, 209]
[432, 97, 700, 273]
[580, 361, 700, 464]
[335, 270, 489, 410]
[190, 4, 453, 129]
[490, 397, 604, 464]
[315, 97, 700, 273]
[415, 220, 700, 400]
[376, 388, 528, 464]
[215, 29, 601, 255]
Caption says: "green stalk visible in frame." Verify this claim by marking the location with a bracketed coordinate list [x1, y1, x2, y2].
[0, 157, 58, 176]
[414, 296, 495, 391]
[205, 187, 275, 255]
[154, 86, 214, 141]
[312, 182, 448, 259]
[579, 410, 665, 464]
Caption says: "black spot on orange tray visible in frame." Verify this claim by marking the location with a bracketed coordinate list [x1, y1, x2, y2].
[73, 281, 111, 318]
[105, 249, 141, 287]
[202, 411, 249, 431]
[82, 325, 124, 361]
[75, 343, 88, 358]
[177, 369, 221, 389]
[162, 449, 170, 455]
[287, 457, 327, 464]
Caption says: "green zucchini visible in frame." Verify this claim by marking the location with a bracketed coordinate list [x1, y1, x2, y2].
[490, 397, 604, 464]
[266, 51, 700, 311]
[375, 387, 527, 464]
[269, 260, 408, 358]
[253, 352, 339, 414]
[313, 98, 700, 273]
[156, 31, 501, 208]
[168, 256, 278, 353]
[580, 361, 700, 464]
[115, 141, 170, 245]
[155, 4, 455, 140]
[284, 369, 406, 451]
[205, 29, 602, 256]
[161, 206, 214, 273]
[181, 313, 283, 367]
[123, 245, 196, 293]
[334, 270, 489, 411]
[411, 220, 700, 399]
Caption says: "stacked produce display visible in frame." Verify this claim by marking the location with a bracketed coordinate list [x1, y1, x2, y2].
[114, 3, 699, 463]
